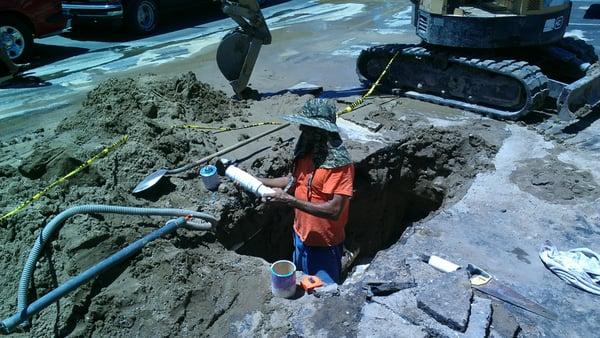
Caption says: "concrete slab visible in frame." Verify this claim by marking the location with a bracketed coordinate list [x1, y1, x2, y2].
[416, 270, 473, 332]
[489, 302, 521, 338]
[358, 301, 428, 337]
[464, 297, 492, 338]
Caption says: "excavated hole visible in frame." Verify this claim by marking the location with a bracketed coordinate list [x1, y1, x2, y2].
[217, 128, 496, 279]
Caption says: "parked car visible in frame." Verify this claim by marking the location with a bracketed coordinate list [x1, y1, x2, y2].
[62, 0, 205, 35]
[0, 0, 66, 62]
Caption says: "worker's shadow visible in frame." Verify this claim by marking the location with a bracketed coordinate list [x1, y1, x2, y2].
[0, 74, 51, 89]
[260, 87, 365, 99]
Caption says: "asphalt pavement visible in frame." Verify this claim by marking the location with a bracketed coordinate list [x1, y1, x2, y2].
[0, 0, 598, 131]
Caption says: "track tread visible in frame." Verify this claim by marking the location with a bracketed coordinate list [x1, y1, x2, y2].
[357, 44, 549, 119]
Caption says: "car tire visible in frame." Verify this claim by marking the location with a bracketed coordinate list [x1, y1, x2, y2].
[127, 0, 159, 35]
[0, 17, 33, 63]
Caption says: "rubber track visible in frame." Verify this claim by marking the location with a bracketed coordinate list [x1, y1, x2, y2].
[357, 44, 550, 120]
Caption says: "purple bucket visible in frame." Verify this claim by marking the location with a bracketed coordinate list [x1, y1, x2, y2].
[270, 260, 296, 298]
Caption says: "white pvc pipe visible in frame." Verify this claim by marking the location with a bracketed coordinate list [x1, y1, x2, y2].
[225, 166, 275, 197]
[428, 255, 461, 273]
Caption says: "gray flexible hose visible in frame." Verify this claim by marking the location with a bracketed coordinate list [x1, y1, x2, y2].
[17, 205, 218, 315]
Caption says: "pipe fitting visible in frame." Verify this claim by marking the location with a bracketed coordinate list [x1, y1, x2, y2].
[184, 220, 214, 231]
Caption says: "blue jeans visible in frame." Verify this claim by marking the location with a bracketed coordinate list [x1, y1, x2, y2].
[292, 232, 343, 284]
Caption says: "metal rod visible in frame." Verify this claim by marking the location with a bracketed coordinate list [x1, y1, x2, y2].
[168, 122, 290, 174]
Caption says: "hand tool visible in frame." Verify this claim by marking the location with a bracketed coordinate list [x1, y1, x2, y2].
[419, 254, 558, 320]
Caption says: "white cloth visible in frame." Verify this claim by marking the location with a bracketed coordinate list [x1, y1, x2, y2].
[539, 241, 600, 295]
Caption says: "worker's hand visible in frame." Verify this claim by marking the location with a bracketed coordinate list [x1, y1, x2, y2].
[263, 187, 294, 205]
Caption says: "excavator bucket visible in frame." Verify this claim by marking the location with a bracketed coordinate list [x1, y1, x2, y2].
[557, 67, 600, 120]
[217, 0, 271, 97]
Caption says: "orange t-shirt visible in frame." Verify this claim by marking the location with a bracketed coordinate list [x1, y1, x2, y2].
[292, 155, 354, 247]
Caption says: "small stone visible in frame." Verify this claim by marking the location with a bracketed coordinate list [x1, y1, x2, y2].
[218, 184, 229, 194]
[416, 269, 473, 332]
[354, 119, 383, 132]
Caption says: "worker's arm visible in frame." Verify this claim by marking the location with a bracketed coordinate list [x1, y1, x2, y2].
[258, 174, 291, 189]
[264, 188, 348, 220]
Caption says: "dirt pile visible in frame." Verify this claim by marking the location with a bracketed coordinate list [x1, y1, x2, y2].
[0, 73, 272, 337]
[511, 156, 600, 203]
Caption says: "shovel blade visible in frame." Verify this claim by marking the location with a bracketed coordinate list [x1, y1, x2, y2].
[133, 168, 168, 194]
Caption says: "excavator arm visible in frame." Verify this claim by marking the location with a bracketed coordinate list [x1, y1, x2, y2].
[217, 0, 272, 98]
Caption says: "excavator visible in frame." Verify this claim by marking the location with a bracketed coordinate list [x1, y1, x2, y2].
[216, 0, 599, 120]
[356, 0, 600, 120]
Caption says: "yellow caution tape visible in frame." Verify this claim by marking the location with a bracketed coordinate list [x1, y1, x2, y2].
[0, 135, 129, 223]
[337, 51, 399, 117]
[178, 124, 226, 131]
[213, 121, 282, 133]
[177, 121, 282, 133]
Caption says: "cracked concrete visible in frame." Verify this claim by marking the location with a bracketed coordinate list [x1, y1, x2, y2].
[0, 71, 599, 336]
[416, 270, 473, 332]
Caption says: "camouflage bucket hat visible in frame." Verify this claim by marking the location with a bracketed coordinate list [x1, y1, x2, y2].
[282, 98, 339, 132]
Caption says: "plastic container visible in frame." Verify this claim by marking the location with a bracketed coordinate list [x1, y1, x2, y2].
[199, 165, 220, 191]
[270, 260, 297, 298]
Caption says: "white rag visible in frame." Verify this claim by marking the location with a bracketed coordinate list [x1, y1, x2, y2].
[539, 241, 600, 295]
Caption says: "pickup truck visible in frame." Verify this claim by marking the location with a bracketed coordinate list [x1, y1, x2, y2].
[0, 0, 66, 61]
[62, 0, 203, 34]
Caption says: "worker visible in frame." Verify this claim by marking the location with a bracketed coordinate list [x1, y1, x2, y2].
[260, 98, 355, 284]
[0, 46, 19, 76]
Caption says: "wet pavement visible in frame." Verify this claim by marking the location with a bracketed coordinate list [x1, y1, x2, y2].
[0, 0, 598, 134]
[0, 1, 599, 335]
[0, 0, 413, 129]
